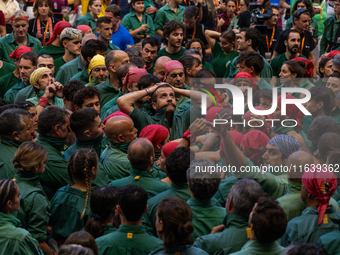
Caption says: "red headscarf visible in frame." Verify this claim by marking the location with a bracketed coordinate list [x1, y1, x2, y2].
[122, 68, 148, 86]
[327, 50, 340, 59]
[244, 106, 273, 136]
[220, 131, 244, 155]
[46, 21, 72, 45]
[232, 72, 257, 93]
[103, 111, 131, 125]
[205, 106, 224, 122]
[76, 25, 92, 34]
[292, 57, 314, 78]
[240, 130, 269, 164]
[164, 60, 184, 82]
[139, 125, 169, 147]
[162, 142, 180, 158]
[10, 46, 33, 59]
[302, 168, 338, 225]
[277, 95, 303, 131]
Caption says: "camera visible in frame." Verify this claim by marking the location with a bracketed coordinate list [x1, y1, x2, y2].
[251, 7, 273, 25]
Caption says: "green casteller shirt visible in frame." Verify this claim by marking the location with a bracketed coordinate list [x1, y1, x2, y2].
[270, 53, 306, 78]
[14, 85, 35, 103]
[256, 79, 272, 90]
[278, 79, 315, 100]
[330, 106, 340, 125]
[95, 78, 120, 107]
[0, 33, 42, 65]
[317, 230, 340, 255]
[320, 15, 340, 56]
[143, 182, 191, 236]
[27, 91, 64, 107]
[122, 11, 155, 44]
[70, 67, 90, 84]
[51, 184, 91, 242]
[202, 61, 214, 71]
[54, 56, 66, 75]
[193, 212, 250, 255]
[0, 72, 19, 98]
[154, 3, 185, 31]
[107, 42, 120, 53]
[281, 205, 340, 246]
[64, 135, 109, 188]
[285, 17, 319, 42]
[230, 240, 284, 255]
[0, 138, 21, 179]
[129, 103, 202, 140]
[155, 47, 186, 62]
[76, 12, 97, 34]
[187, 198, 226, 241]
[55, 56, 84, 84]
[100, 142, 131, 182]
[150, 245, 209, 255]
[13, 171, 49, 243]
[37, 44, 65, 60]
[213, 176, 238, 207]
[96, 224, 163, 255]
[0, 212, 43, 255]
[4, 80, 26, 103]
[0, 61, 15, 78]
[35, 134, 70, 200]
[100, 89, 124, 119]
[109, 167, 170, 199]
[212, 40, 238, 78]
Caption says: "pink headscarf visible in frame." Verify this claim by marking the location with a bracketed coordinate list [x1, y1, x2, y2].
[220, 131, 244, 155]
[244, 106, 273, 136]
[103, 111, 131, 125]
[162, 142, 180, 158]
[122, 69, 148, 86]
[240, 130, 270, 164]
[139, 125, 169, 147]
[76, 25, 92, 34]
[232, 72, 257, 92]
[164, 60, 184, 82]
[327, 50, 340, 59]
[46, 21, 72, 45]
[205, 106, 224, 122]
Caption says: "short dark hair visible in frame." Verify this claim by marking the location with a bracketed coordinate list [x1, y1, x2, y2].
[0, 98, 9, 107]
[184, 5, 198, 19]
[15, 101, 35, 111]
[151, 83, 175, 104]
[283, 243, 327, 255]
[129, 57, 144, 68]
[125, 47, 142, 58]
[244, 28, 261, 51]
[73, 87, 101, 108]
[142, 37, 160, 52]
[283, 29, 300, 42]
[0, 179, 18, 213]
[195, 69, 216, 78]
[20, 52, 38, 67]
[81, 39, 108, 64]
[251, 196, 287, 243]
[37, 106, 69, 136]
[96, 16, 112, 28]
[137, 74, 160, 90]
[293, 8, 311, 20]
[237, 51, 264, 74]
[64, 232, 98, 255]
[118, 184, 148, 222]
[307, 116, 340, 142]
[179, 55, 201, 75]
[163, 20, 185, 46]
[166, 147, 195, 184]
[37, 53, 54, 62]
[0, 104, 20, 115]
[63, 80, 85, 101]
[0, 108, 32, 140]
[318, 57, 332, 78]
[318, 132, 340, 162]
[70, 108, 99, 137]
[309, 86, 336, 115]
[105, 4, 121, 17]
[186, 38, 207, 62]
[258, 88, 273, 101]
[187, 159, 221, 199]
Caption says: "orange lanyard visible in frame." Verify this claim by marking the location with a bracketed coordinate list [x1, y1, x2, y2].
[184, 0, 191, 6]
[185, 24, 196, 40]
[214, 0, 219, 7]
[236, 0, 239, 11]
[42, 19, 49, 46]
[265, 27, 275, 51]
[299, 34, 305, 54]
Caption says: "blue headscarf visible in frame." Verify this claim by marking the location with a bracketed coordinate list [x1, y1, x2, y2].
[268, 134, 301, 158]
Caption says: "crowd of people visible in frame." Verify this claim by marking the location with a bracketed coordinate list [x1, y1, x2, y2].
[2, 0, 340, 254]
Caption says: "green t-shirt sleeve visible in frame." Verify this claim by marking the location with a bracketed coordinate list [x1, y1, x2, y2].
[129, 106, 154, 134]
[21, 234, 44, 255]
[154, 10, 165, 31]
[212, 40, 221, 59]
[122, 15, 131, 31]
[147, 15, 155, 37]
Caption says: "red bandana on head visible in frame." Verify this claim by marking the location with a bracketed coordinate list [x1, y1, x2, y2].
[139, 125, 169, 147]
[162, 142, 180, 158]
[10, 46, 33, 59]
[163, 61, 184, 82]
[122, 69, 148, 86]
[292, 57, 314, 78]
[46, 21, 72, 45]
[240, 130, 269, 164]
[232, 72, 257, 93]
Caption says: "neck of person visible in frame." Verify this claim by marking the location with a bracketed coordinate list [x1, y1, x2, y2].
[228, 12, 235, 20]
[135, 10, 143, 19]
[285, 50, 299, 60]
[71, 180, 88, 192]
[169, 0, 178, 11]
[52, 38, 61, 47]
[64, 50, 78, 62]
[13, 68, 20, 79]
[336, 14, 340, 21]
[39, 14, 48, 21]
[121, 84, 129, 94]
[313, 109, 327, 118]
[265, 22, 274, 30]
[23, 80, 30, 87]
[100, 36, 109, 44]
[90, 11, 97, 20]
[80, 55, 87, 68]
[292, 25, 303, 34]
[253, 73, 261, 81]
[285, 79, 298, 87]
[144, 61, 153, 71]
[14, 33, 28, 45]
[120, 215, 143, 226]
[307, 199, 324, 208]
[109, 73, 120, 89]
[166, 44, 181, 54]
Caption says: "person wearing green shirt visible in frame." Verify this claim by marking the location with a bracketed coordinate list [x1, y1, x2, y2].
[184, 45, 214, 72]
[96, 184, 163, 255]
[13, 142, 53, 255]
[0, 109, 34, 179]
[143, 147, 194, 236]
[35, 106, 71, 200]
[0, 11, 42, 65]
[317, 230, 340, 255]
[0, 60, 15, 78]
[0, 179, 43, 255]
[109, 138, 170, 199]
[141, 38, 160, 75]
[156, 21, 186, 62]
[76, 0, 102, 33]
[122, 0, 155, 43]
[205, 29, 238, 77]
[193, 179, 264, 255]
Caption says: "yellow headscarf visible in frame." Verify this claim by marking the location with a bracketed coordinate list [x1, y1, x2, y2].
[29, 67, 51, 86]
[88, 54, 106, 82]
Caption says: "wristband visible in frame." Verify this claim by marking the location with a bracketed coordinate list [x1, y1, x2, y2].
[182, 130, 196, 143]
[38, 96, 48, 108]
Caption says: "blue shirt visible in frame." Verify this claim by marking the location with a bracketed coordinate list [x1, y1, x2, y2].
[110, 24, 134, 51]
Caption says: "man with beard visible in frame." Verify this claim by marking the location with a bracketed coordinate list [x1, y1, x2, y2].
[270, 30, 306, 87]
[141, 38, 159, 75]
[4, 52, 37, 103]
[96, 17, 120, 53]
[117, 83, 214, 140]
[156, 21, 186, 61]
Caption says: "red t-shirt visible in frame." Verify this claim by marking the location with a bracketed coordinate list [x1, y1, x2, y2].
[0, 11, 5, 26]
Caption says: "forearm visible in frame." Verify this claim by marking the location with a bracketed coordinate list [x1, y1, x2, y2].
[39, 241, 53, 255]
[195, 151, 221, 162]
[205, 29, 221, 38]
[198, 4, 203, 22]
[128, 28, 143, 37]
[155, 30, 163, 37]
[0, 26, 5, 37]
[117, 89, 149, 114]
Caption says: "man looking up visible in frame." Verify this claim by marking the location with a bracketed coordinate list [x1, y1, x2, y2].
[156, 21, 186, 61]
[96, 17, 120, 52]
[153, 56, 172, 81]
[141, 38, 160, 75]
[0, 11, 41, 65]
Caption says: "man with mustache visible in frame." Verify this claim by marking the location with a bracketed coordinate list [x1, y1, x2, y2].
[141, 38, 159, 75]
[270, 30, 306, 87]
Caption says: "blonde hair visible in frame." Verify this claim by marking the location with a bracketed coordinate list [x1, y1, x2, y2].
[11, 10, 29, 21]
[33, 0, 54, 18]
[13, 141, 48, 172]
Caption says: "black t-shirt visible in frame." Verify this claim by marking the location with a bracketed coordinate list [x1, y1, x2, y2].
[258, 26, 282, 58]
[238, 10, 251, 29]
[28, 17, 60, 43]
[185, 22, 208, 46]
[273, 28, 315, 58]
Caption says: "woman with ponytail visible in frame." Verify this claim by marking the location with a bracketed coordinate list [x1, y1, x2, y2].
[150, 197, 208, 255]
[51, 148, 98, 245]
[85, 185, 120, 239]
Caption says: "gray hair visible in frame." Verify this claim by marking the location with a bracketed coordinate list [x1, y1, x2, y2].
[183, 49, 203, 60]
[0, 108, 32, 140]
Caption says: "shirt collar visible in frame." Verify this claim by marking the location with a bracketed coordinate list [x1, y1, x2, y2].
[224, 212, 249, 228]
[130, 167, 154, 178]
[117, 224, 146, 234]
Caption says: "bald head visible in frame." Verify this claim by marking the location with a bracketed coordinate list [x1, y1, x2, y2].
[287, 151, 314, 181]
[127, 138, 154, 170]
[154, 56, 172, 81]
[104, 115, 136, 143]
[106, 50, 130, 75]
[82, 33, 98, 46]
